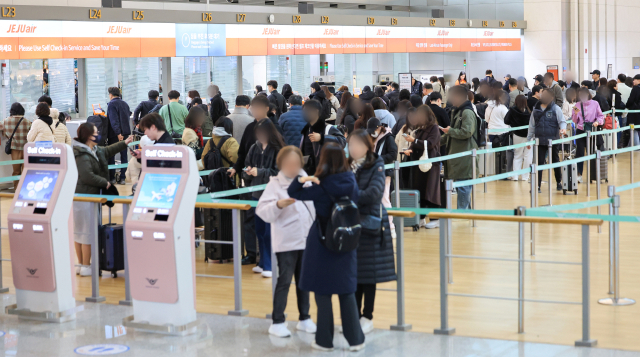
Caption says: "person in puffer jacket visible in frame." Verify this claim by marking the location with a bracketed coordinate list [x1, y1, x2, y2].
[367, 118, 398, 237]
[278, 95, 306, 146]
[371, 98, 396, 128]
[50, 107, 72, 145]
[256, 146, 317, 338]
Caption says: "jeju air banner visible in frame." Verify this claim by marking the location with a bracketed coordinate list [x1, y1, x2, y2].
[0, 20, 521, 59]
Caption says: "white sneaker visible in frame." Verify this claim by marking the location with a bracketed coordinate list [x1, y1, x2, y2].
[349, 343, 366, 352]
[391, 229, 397, 239]
[268, 323, 291, 337]
[419, 218, 429, 228]
[577, 176, 583, 183]
[252, 266, 263, 273]
[296, 319, 317, 333]
[311, 341, 334, 352]
[360, 317, 374, 334]
[261, 271, 272, 278]
[75, 266, 81, 275]
[79, 266, 92, 277]
[510, 177, 518, 181]
[424, 220, 440, 229]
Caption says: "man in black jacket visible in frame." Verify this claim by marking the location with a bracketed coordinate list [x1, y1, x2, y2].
[299, 99, 346, 175]
[428, 92, 451, 154]
[106, 87, 131, 183]
[133, 90, 159, 126]
[267, 80, 288, 119]
[410, 78, 423, 96]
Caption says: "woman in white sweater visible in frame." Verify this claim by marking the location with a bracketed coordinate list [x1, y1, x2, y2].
[256, 146, 317, 338]
[27, 103, 55, 143]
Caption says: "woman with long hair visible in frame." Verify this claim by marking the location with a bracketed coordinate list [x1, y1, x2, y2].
[186, 90, 200, 110]
[340, 96, 360, 134]
[455, 72, 467, 86]
[182, 106, 205, 161]
[347, 129, 396, 334]
[438, 77, 448, 104]
[471, 77, 481, 93]
[504, 95, 532, 181]
[401, 105, 441, 228]
[354, 103, 375, 131]
[337, 92, 353, 124]
[323, 85, 340, 122]
[244, 118, 285, 278]
[287, 143, 365, 352]
[281, 83, 293, 101]
[374, 86, 390, 108]
[335, 85, 349, 103]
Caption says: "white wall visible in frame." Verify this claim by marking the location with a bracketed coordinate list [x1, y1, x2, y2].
[523, 0, 564, 83]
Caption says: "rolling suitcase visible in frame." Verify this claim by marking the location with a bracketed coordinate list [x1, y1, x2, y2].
[561, 141, 578, 195]
[589, 127, 608, 183]
[204, 208, 234, 262]
[98, 207, 125, 278]
[494, 151, 508, 174]
[391, 190, 420, 231]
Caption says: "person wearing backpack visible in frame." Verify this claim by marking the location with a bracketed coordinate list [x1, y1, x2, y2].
[287, 143, 365, 352]
[1, 103, 30, 189]
[347, 130, 396, 335]
[256, 146, 317, 338]
[441, 85, 478, 210]
[243, 119, 285, 278]
[308, 82, 332, 121]
[202, 117, 239, 169]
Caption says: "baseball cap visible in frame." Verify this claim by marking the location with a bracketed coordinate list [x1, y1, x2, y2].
[517, 76, 526, 81]
[366, 117, 382, 135]
[590, 70, 601, 75]
[504, 74, 511, 78]
[534, 74, 544, 82]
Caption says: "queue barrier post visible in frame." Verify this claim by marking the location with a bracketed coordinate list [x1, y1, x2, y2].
[229, 208, 249, 316]
[0, 196, 8, 293]
[119, 203, 132, 306]
[433, 217, 455, 335]
[596, 151, 602, 234]
[484, 130, 489, 193]
[471, 149, 477, 227]
[389, 210, 413, 332]
[631, 124, 635, 184]
[445, 179, 453, 284]
[598, 191, 635, 307]
[517, 206, 525, 333]
[586, 132, 591, 197]
[548, 139, 553, 206]
[575, 224, 597, 347]
[607, 185, 614, 294]
[267, 233, 278, 319]
[529, 164, 536, 256]
[86, 201, 106, 303]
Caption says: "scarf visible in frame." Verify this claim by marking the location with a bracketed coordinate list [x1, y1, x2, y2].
[39, 115, 53, 126]
[350, 157, 365, 174]
[195, 127, 204, 147]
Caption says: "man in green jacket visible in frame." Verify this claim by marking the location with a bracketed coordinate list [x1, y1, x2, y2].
[158, 90, 188, 135]
[441, 85, 478, 210]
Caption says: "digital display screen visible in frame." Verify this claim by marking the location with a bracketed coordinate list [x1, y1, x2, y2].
[147, 160, 182, 169]
[18, 170, 59, 202]
[136, 174, 181, 210]
[28, 156, 61, 165]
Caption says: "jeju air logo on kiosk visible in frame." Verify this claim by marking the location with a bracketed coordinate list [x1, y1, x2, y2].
[6, 24, 37, 33]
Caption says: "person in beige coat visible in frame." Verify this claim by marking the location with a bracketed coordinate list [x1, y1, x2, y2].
[27, 103, 56, 143]
[50, 108, 72, 145]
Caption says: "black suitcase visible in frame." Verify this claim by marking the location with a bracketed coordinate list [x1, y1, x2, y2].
[98, 223, 125, 278]
[494, 151, 508, 174]
[589, 128, 608, 183]
[204, 208, 234, 263]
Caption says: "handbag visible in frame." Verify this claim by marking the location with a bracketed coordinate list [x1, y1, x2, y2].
[360, 205, 383, 235]
[418, 139, 432, 173]
[5, 117, 24, 155]
[166, 105, 182, 139]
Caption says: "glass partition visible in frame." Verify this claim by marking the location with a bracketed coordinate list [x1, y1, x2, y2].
[212, 56, 238, 102]
[9, 59, 44, 120]
[290, 55, 311, 98]
[121, 58, 160, 110]
[354, 54, 375, 91]
[334, 54, 353, 91]
[170, 57, 186, 102]
[242, 56, 266, 98]
[266, 55, 289, 92]
[184, 57, 209, 100]
[393, 53, 409, 84]
[48, 59, 76, 115]
[85, 58, 117, 115]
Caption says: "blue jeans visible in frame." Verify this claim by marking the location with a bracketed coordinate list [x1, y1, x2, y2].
[253, 197, 272, 271]
[456, 183, 472, 210]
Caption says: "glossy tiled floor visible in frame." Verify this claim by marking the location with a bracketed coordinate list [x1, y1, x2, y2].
[0, 295, 636, 357]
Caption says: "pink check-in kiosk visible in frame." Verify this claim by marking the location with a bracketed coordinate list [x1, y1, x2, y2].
[6, 142, 80, 322]
[123, 144, 199, 335]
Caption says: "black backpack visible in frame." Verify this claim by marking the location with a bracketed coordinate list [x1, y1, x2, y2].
[203, 136, 232, 170]
[320, 98, 332, 121]
[207, 167, 236, 193]
[320, 190, 361, 253]
[86, 115, 109, 146]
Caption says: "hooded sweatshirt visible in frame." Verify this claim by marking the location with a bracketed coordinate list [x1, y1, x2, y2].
[373, 109, 397, 128]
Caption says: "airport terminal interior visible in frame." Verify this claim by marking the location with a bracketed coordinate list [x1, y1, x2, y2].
[0, 0, 640, 356]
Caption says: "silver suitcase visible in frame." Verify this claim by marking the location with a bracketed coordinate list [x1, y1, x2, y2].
[561, 141, 578, 195]
[391, 190, 421, 231]
[478, 142, 495, 177]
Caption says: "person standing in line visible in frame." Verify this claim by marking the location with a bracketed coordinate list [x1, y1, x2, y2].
[105, 87, 131, 183]
[227, 95, 254, 140]
[371, 98, 396, 128]
[325, 85, 341, 119]
[526, 89, 567, 191]
[422, 83, 434, 104]
[208, 84, 229, 121]
[590, 70, 601, 91]
[517, 77, 531, 97]
[411, 77, 423, 96]
[347, 129, 396, 334]
[528, 85, 543, 112]
[282, 83, 294, 102]
[182, 107, 206, 167]
[402, 105, 442, 227]
[340, 97, 361, 135]
[133, 90, 160, 127]
[309, 82, 332, 121]
[201, 117, 239, 169]
[455, 72, 467, 86]
[1, 103, 30, 189]
[373, 86, 389, 108]
[278, 95, 307, 146]
[626, 74, 640, 146]
[257, 146, 317, 337]
[485, 86, 510, 143]
[391, 99, 413, 136]
[441, 86, 477, 209]
[243, 119, 284, 278]
[544, 72, 564, 107]
[562, 88, 578, 121]
[366, 119, 398, 238]
[27, 103, 56, 143]
[572, 88, 604, 181]
[267, 80, 288, 119]
[38, 95, 71, 146]
[158, 90, 188, 136]
[387, 82, 400, 106]
[482, 69, 497, 84]
[358, 85, 375, 104]
[508, 78, 523, 108]
[504, 95, 532, 181]
[299, 99, 347, 175]
[287, 143, 365, 352]
[186, 90, 200, 110]
[190, 97, 213, 137]
[336, 92, 353, 124]
[428, 92, 450, 155]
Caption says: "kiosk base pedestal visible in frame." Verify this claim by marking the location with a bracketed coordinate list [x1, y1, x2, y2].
[122, 315, 199, 336]
[5, 303, 84, 323]
[228, 309, 248, 317]
[0, 288, 10, 294]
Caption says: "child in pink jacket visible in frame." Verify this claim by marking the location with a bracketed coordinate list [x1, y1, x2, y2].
[256, 146, 317, 338]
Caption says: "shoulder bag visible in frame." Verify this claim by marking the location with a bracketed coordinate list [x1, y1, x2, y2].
[166, 105, 182, 139]
[5, 117, 24, 155]
[581, 103, 593, 132]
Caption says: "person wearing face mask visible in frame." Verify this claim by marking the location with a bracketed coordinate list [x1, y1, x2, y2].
[572, 87, 604, 181]
[366, 118, 398, 238]
[72, 122, 133, 277]
[527, 89, 567, 192]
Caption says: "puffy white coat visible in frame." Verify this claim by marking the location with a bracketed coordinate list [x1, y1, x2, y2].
[256, 170, 316, 253]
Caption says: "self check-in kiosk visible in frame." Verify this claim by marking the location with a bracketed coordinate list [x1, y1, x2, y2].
[123, 144, 199, 335]
[6, 142, 80, 322]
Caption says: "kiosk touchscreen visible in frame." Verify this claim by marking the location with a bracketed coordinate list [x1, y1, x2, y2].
[7, 142, 79, 322]
[124, 145, 199, 334]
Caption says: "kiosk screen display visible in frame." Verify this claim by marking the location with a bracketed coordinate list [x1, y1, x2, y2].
[136, 174, 181, 209]
[18, 170, 59, 202]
